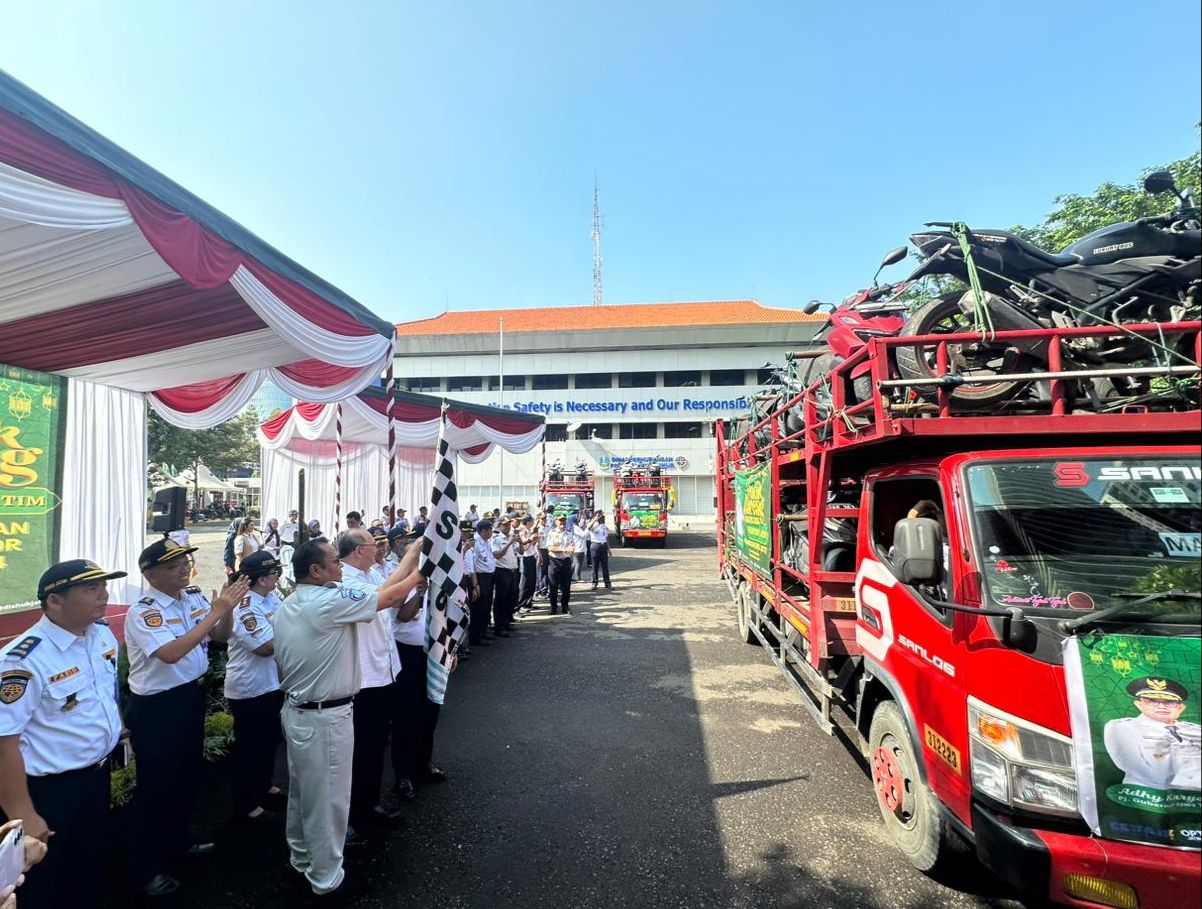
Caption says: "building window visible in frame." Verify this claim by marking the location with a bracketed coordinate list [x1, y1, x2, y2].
[447, 376, 483, 392]
[663, 422, 704, 439]
[406, 376, 442, 393]
[532, 374, 569, 391]
[618, 371, 656, 388]
[756, 367, 775, 385]
[709, 369, 746, 386]
[663, 370, 701, 387]
[544, 424, 568, 442]
[619, 422, 659, 439]
[573, 372, 613, 390]
[578, 423, 613, 439]
[487, 375, 528, 391]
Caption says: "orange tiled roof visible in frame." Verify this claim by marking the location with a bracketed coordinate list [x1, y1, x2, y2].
[397, 300, 824, 336]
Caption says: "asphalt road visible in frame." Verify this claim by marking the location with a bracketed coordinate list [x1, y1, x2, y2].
[110, 528, 1026, 909]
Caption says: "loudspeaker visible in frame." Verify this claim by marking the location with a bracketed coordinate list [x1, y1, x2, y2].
[150, 486, 187, 533]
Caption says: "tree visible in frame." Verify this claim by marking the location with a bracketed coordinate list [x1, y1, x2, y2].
[1012, 145, 1201, 252]
[148, 408, 261, 508]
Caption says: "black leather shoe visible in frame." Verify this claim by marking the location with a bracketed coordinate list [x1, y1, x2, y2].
[344, 826, 369, 848]
[141, 873, 181, 897]
[496, 629, 511, 638]
[421, 763, 448, 784]
[393, 777, 416, 801]
[237, 807, 282, 826]
[371, 803, 404, 823]
[186, 842, 216, 857]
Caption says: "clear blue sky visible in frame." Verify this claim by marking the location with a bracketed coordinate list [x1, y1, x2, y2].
[3, 1, 1199, 323]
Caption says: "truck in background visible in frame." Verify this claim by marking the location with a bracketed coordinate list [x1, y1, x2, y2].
[716, 319, 1201, 909]
[613, 465, 674, 547]
[540, 461, 595, 519]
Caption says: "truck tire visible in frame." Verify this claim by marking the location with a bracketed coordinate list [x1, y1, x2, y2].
[654, 537, 667, 549]
[867, 701, 948, 873]
[735, 582, 758, 645]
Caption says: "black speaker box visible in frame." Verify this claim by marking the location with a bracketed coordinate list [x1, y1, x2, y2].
[150, 486, 187, 533]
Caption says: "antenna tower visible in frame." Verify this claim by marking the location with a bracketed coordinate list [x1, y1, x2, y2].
[591, 180, 603, 305]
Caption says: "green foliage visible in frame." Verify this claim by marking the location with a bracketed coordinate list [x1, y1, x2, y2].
[1012, 147, 1201, 252]
[203, 711, 235, 762]
[110, 761, 137, 808]
[148, 406, 261, 503]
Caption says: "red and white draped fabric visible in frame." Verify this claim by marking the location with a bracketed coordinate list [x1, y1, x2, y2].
[257, 389, 544, 532]
[0, 72, 395, 428]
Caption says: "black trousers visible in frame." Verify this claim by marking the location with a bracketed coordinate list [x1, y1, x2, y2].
[18, 762, 109, 909]
[493, 566, 517, 630]
[470, 572, 495, 643]
[548, 557, 573, 613]
[535, 551, 549, 592]
[518, 555, 537, 607]
[127, 679, 205, 883]
[228, 689, 285, 816]
[391, 642, 441, 783]
[350, 682, 394, 823]
[590, 543, 612, 587]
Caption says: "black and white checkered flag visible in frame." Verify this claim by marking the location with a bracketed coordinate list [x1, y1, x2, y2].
[420, 426, 470, 704]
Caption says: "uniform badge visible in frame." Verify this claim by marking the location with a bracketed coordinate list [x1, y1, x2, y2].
[0, 669, 33, 704]
[241, 613, 259, 633]
[143, 610, 164, 628]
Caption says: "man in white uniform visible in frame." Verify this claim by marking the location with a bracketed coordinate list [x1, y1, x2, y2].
[274, 538, 422, 899]
[125, 538, 247, 897]
[279, 510, 300, 584]
[1105, 676, 1201, 790]
[338, 528, 411, 833]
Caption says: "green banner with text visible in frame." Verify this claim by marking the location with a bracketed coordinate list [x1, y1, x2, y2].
[734, 463, 772, 577]
[1065, 633, 1201, 850]
[0, 364, 67, 611]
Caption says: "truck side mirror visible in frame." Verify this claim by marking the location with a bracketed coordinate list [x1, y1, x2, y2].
[892, 517, 943, 585]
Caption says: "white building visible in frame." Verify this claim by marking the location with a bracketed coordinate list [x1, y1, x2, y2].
[393, 300, 823, 516]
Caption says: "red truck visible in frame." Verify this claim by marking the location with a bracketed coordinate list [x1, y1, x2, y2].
[716, 320, 1201, 909]
[540, 463, 595, 519]
[612, 467, 674, 547]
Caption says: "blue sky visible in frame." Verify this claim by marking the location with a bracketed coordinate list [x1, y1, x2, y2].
[3, 1, 1199, 323]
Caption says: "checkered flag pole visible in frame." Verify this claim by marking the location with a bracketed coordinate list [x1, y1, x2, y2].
[420, 419, 470, 705]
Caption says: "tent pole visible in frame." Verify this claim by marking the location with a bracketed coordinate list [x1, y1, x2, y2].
[335, 401, 343, 533]
[498, 315, 504, 510]
[387, 349, 397, 527]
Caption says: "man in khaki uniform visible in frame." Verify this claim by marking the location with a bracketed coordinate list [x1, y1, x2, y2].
[273, 538, 422, 898]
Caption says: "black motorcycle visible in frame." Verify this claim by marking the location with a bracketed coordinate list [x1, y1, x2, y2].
[896, 170, 1201, 409]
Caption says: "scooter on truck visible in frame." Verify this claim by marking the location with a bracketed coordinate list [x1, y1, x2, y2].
[716, 308, 1201, 909]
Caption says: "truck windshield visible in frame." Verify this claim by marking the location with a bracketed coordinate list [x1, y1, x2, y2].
[547, 494, 585, 513]
[623, 493, 663, 511]
[965, 458, 1201, 617]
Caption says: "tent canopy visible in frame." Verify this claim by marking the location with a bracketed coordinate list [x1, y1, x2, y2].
[258, 388, 544, 531]
[0, 68, 394, 428]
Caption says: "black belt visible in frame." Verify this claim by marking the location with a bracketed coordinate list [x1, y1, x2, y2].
[294, 695, 354, 711]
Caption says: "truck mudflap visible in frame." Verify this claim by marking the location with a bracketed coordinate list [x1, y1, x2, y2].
[971, 802, 1200, 908]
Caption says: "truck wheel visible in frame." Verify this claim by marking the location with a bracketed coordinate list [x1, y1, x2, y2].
[868, 701, 946, 872]
[735, 583, 758, 645]
[654, 537, 667, 549]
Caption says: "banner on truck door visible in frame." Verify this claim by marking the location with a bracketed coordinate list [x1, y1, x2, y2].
[1064, 634, 1201, 849]
[0, 364, 67, 612]
[733, 463, 772, 577]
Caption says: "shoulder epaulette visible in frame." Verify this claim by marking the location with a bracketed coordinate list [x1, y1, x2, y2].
[138, 596, 155, 606]
[94, 618, 110, 626]
[184, 585, 203, 594]
[4, 636, 42, 660]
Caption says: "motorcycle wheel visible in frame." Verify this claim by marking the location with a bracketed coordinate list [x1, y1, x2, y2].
[895, 294, 1024, 411]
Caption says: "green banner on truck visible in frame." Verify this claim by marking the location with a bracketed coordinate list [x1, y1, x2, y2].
[734, 463, 772, 577]
[0, 363, 67, 611]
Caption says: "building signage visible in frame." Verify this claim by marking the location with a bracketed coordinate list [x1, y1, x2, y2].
[597, 455, 688, 472]
[490, 395, 750, 417]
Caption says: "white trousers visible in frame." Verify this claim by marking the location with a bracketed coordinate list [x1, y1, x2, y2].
[280, 544, 296, 585]
[282, 701, 354, 894]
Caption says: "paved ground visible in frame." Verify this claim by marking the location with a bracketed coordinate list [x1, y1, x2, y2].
[108, 528, 1026, 908]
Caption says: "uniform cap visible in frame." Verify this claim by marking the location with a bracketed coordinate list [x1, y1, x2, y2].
[475, 519, 493, 532]
[459, 518, 475, 532]
[239, 550, 282, 578]
[369, 526, 389, 542]
[38, 559, 127, 601]
[1127, 676, 1188, 703]
[138, 537, 199, 571]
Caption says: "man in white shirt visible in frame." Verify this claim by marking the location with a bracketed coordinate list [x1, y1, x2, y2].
[490, 516, 520, 637]
[545, 514, 576, 615]
[338, 529, 417, 834]
[469, 520, 497, 647]
[516, 515, 539, 613]
[124, 538, 247, 896]
[274, 538, 421, 898]
[589, 512, 613, 590]
[535, 506, 554, 597]
[279, 510, 300, 584]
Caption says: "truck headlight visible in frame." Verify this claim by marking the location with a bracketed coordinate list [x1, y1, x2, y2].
[967, 697, 1078, 818]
